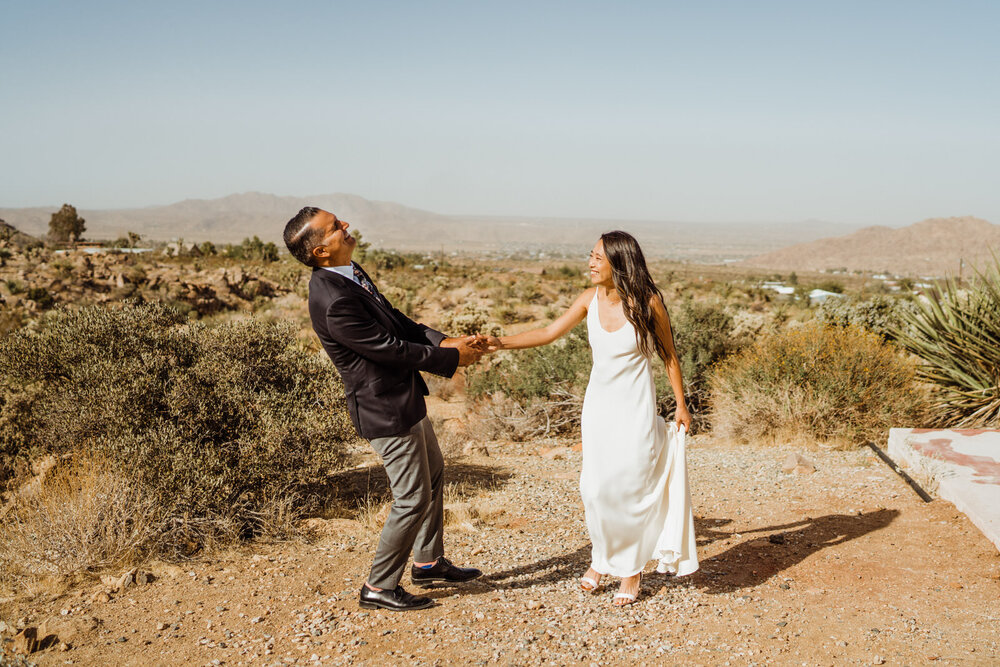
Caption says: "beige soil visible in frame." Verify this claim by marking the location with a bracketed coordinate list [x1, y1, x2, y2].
[3, 404, 999, 666]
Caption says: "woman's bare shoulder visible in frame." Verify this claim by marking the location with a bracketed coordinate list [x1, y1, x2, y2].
[577, 286, 598, 310]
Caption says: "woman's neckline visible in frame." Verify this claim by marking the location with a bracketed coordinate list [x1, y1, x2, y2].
[594, 289, 628, 333]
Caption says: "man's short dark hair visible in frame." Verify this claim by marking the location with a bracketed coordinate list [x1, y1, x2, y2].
[284, 207, 322, 266]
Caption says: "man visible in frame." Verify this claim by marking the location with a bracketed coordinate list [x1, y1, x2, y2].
[283, 206, 486, 611]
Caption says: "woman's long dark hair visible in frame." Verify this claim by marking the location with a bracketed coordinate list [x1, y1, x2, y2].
[600, 231, 670, 361]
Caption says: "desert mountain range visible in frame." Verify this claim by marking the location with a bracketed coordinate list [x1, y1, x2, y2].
[0, 192, 855, 261]
[742, 216, 1000, 277]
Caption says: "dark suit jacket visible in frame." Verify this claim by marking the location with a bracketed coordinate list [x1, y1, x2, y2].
[308, 263, 459, 440]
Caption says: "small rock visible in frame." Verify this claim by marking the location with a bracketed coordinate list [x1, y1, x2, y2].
[768, 534, 785, 545]
[872, 657, 885, 665]
[59, 642, 71, 652]
[526, 600, 543, 610]
[0, 621, 9, 636]
[136, 570, 154, 585]
[540, 447, 570, 460]
[156, 622, 168, 631]
[13, 627, 38, 654]
[781, 453, 816, 474]
[117, 569, 136, 591]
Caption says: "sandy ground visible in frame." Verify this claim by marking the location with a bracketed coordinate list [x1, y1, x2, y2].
[3, 425, 999, 666]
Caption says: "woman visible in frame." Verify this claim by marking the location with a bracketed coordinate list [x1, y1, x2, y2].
[494, 231, 698, 605]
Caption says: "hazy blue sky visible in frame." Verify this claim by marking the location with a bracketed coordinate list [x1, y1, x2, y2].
[1, 1, 997, 224]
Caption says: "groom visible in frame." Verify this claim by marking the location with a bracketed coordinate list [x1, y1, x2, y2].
[283, 207, 486, 611]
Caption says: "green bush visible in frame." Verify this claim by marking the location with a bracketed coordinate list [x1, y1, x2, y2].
[896, 263, 1000, 426]
[709, 323, 926, 445]
[25, 286, 54, 309]
[469, 324, 591, 403]
[439, 302, 503, 337]
[224, 236, 279, 262]
[817, 295, 916, 341]
[467, 324, 591, 439]
[0, 302, 356, 549]
[659, 301, 741, 423]
[468, 301, 741, 435]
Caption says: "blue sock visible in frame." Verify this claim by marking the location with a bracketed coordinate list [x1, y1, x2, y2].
[417, 563, 434, 569]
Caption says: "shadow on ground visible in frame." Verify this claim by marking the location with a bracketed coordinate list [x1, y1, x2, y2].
[307, 461, 514, 512]
[686, 508, 901, 594]
[444, 509, 900, 602]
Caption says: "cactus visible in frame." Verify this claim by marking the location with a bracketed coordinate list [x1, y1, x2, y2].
[896, 259, 1000, 426]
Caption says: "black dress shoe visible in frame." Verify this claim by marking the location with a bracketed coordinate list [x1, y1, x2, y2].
[411, 557, 483, 586]
[358, 584, 433, 611]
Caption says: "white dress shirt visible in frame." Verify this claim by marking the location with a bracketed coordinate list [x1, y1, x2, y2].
[321, 264, 357, 284]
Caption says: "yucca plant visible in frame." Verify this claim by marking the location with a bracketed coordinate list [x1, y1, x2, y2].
[896, 259, 1000, 426]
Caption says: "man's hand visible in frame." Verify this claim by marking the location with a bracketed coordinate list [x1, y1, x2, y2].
[441, 336, 485, 366]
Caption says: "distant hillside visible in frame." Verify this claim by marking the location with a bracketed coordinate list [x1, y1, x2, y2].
[0, 219, 43, 250]
[743, 216, 1000, 276]
[0, 192, 858, 260]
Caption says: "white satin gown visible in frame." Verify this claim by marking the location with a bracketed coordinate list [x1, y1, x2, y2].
[579, 291, 699, 578]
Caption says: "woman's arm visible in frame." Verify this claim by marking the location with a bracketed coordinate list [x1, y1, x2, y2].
[651, 296, 692, 430]
[497, 288, 594, 350]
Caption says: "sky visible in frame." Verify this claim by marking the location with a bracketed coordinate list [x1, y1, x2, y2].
[1, 0, 998, 225]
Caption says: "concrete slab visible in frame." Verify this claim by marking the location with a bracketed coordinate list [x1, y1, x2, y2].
[888, 428, 1000, 552]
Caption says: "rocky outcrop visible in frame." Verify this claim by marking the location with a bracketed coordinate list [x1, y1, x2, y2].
[0, 247, 291, 321]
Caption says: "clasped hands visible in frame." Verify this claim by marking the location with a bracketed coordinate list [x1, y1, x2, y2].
[440, 334, 503, 367]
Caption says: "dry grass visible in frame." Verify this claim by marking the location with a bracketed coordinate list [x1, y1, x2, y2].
[346, 479, 508, 537]
[709, 323, 928, 447]
[354, 493, 393, 533]
[0, 454, 163, 590]
[442, 481, 506, 533]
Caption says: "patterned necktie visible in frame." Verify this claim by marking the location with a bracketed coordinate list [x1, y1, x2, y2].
[353, 265, 380, 300]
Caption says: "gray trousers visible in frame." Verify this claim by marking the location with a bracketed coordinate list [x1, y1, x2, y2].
[367, 416, 445, 589]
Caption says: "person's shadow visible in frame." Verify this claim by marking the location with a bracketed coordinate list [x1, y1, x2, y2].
[440, 509, 900, 599]
[306, 461, 513, 511]
[687, 508, 900, 594]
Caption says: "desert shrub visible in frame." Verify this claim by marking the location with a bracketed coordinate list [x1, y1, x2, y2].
[439, 302, 502, 336]
[817, 295, 917, 341]
[380, 284, 417, 317]
[0, 302, 356, 555]
[493, 303, 529, 325]
[25, 286, 54, 309]
[0, 453, 163, 582]
[709, 323, 926, 445]
[469, 324, 590, 403]
[896, 264, 1000, 426]
[654, 301, 743, 429]
[813, 280, 844, 294]
[467, 301, 742, 437]
[467, 324, 590, 439]
[224, 236, 279, 262]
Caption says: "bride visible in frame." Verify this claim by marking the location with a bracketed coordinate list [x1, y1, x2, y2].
[491, 231, 698, 605]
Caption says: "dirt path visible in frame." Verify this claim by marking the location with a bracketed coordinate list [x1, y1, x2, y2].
[3, 437, 999, 666]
